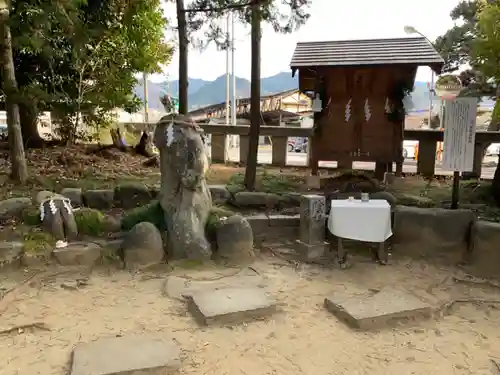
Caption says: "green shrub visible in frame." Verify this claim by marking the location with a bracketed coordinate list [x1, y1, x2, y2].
[121, 201, 166, 232]
[74, 208, 107, 236]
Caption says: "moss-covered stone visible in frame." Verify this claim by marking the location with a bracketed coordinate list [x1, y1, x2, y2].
[206, 206, 234, 241]
[23, 230, 55, 254]
[21, 206, 41, 226]
[120, 201, 166, 232]
[120, 201, 235, 246]
[74, 208, 108, 236]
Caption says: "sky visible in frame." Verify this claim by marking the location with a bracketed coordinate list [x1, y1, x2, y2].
[151, 0, 462, 83]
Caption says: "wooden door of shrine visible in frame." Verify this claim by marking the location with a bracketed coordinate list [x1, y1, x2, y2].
[315, 67, 401, 164]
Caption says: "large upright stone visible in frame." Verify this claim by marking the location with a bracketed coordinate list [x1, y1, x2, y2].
[70, 336, 181, 375]
[296, 194, 326, 260]
[40, 197, 78, 244]
[153, 114, 212, 260]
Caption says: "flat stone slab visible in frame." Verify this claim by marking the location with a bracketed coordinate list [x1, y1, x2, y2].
[163, 267, 265, 300]
[53, 242, 101, 266]
[70, 336, 180, 375]
[324, 288, 432, 330]
[188, 287, 277, 326]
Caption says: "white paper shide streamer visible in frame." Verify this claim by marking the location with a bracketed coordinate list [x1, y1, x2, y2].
[166, 121, 175, 147]
[364, 98, 371, 122]
[39, 198, 73, 221]
[345, 99, 352, 122]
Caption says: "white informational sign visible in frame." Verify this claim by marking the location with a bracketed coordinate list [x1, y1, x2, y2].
[442, 97, 477, 172]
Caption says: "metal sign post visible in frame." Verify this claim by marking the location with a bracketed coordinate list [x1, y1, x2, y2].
[441, 97, 477, 209]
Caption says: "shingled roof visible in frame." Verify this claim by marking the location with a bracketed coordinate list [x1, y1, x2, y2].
[290, 37, 444, 70]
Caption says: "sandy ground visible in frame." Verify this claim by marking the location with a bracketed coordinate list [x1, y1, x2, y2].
[1, 255, 500, 375]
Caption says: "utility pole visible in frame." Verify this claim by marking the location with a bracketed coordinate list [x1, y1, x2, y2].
[143, 72, 149, 123]
[231, 11, 236, 127]
[225, 12, 230, 127]
[428, 71, 434, 127]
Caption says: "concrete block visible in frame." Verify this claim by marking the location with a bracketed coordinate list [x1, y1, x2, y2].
[188, 287, 277, 326]
[324, 288, 432, 330]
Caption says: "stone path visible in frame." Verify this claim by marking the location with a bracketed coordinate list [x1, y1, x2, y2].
[324, 288, 432, 330]
[70, 336, 180, 375]
[188, 287, 277, 326]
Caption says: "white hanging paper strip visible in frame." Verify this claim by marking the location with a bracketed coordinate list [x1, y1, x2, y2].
[49, 199, 58, 215]
[39, 202, 45, 221]
[40, 198, 59, 221]
[364, 98, 371, 122]
[384, 97, 390, 113]
[166, 121, 174, 147]
[345, 99, 352, 122]
[62, 199, 73, 215]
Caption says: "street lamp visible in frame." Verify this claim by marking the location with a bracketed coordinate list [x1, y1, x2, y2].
[404, 25, 434, 128]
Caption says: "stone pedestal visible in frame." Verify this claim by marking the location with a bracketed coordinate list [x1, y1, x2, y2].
[297, 194, 326, 260]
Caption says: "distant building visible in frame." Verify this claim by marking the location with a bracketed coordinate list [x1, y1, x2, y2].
[0, 111, 52, 138]
[112, 108, 166, 123]
[188, 88, 312, 125]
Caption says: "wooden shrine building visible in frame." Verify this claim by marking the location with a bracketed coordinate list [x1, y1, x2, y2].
[290, 37, 444, 179]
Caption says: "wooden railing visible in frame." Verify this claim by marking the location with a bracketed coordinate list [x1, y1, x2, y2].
[123, 122, 500, 177]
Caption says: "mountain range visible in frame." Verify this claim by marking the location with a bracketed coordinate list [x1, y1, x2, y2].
[134, 72, 298, 111]
[133, 72, 480, 112]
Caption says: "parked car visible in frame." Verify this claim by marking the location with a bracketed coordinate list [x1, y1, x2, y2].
[287, 137, 297, 151]
[293, 137, 308, 153]
[403, 140, 418, 159]
[0, 124, 7, 141]
[486, 143, 500, 156]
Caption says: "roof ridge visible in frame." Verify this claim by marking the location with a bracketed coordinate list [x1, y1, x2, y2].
[296, 36, 428, 44]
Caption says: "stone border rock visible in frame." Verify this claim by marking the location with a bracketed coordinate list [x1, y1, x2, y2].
[0, 238, 124, 269]
[54, 185, 306, 211]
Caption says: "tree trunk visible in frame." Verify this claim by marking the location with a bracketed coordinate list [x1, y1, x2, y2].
[491, 84, 500, 203]
[244, 2, 261, 191]
[19, 100, 44, 148]
[176, 0, 188, 114]
[0, 5, 28, 183]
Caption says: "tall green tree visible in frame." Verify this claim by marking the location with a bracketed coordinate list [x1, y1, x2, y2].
[1, 0, 172, 146]
[434, 0, 496, 124]
[0, 0, 28, 182]
[472, 0, 500, 127]
[472, 0, 500, 203]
